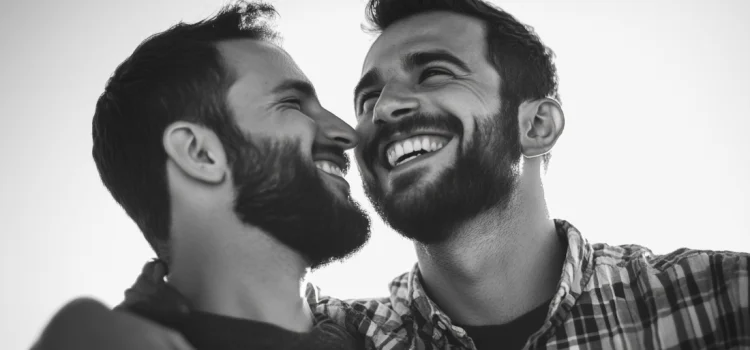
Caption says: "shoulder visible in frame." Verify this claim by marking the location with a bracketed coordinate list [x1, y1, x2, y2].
[644, 248, 749, 296]
[314, 295, 413, 350]
[312, 271, 416, 348]
[310, 268, 414, 321]
[315, 293, 407, 327]
[595, 243, 748, 279]
[589, 241, 655, 267]
[313, 291, 398, 328]
[591, 241, 748, 273]
[647, 248, 749, 273]
[589, 242, 748, 303]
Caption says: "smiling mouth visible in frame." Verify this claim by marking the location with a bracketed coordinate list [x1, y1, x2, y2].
[385, 135, 450, 168]
[315, 160, 344, 178]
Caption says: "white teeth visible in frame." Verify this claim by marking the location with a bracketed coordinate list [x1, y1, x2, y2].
[315, 160, 343, 178]
[385, 135, 450, 167]
[412, 139, 422, 152]
[395, 143, 405, 159]
[403, 140, 413, 154]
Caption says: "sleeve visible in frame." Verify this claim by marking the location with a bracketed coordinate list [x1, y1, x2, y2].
[721, 251, 749, 344]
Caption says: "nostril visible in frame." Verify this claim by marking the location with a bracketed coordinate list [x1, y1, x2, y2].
[391, 107, 413, 118]
[333, 136, 358, 148]
[333, 136, 351, 144]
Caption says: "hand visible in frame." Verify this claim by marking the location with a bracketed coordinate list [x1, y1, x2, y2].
[31, 297, 194, 350]
[119, 259, 191, 318]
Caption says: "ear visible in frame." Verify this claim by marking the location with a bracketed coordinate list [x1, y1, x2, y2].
[517, 98, 565, 158]
[163, 121, 227, 184]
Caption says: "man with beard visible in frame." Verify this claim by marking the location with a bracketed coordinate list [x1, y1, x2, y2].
[32, 2, 369, 350]
[346, 0, 750, 349]
[35, 0, 749, 349]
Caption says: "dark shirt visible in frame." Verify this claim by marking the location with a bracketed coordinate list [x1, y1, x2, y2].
[122, 219, 750, 349]
[456, 299, 550, 350]
[118, 282, 362, 350]
[173, 310, 359, 350]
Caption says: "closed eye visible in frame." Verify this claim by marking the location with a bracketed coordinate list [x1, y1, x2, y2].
[359, 91, 380, 113]
[419, 67, 454, 83]
[280, 97, 303, 110]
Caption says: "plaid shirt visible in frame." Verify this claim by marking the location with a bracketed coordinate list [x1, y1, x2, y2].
[315, 220, 750, 349]
[121, 219, 749, 349]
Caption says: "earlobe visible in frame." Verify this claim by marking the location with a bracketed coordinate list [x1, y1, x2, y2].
[163, 122, 227, 184]
[518, 98, 565, 158]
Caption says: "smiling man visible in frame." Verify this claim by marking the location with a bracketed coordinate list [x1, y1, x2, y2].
[34, 0, 749, 349]
[347, 0, 749, 349]
[33, 2, 369, 350]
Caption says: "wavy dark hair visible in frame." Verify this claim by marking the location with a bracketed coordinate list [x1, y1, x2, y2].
[364, 0, 559, 168]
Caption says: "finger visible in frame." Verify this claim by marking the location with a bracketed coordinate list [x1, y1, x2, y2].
[138, 259, 167, 283]
[131, 260, 168, 294]
[150, 259, 168, 281]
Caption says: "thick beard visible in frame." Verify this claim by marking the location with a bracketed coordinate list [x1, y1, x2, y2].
[363, 106, 521, 244]
[230, 135, 370, 269]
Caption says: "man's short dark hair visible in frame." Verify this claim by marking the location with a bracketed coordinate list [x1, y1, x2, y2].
[365, 0, 558, 168]
[91, 1, 278, 260]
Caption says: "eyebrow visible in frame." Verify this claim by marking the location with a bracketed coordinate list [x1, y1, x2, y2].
[403, 49, 471, 73]
[271, 79, 317, 98]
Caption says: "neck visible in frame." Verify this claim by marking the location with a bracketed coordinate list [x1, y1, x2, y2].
[415, 164, 565, 326]
[168, 213, 313, 333]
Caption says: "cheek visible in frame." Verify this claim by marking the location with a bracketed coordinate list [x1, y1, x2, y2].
[354, 117, 372, 135]
[353, 152, 371, 177]
[267, 113, 318, 152]
[432, 83, 500, 117]
[353, 143, 374, 175]
[430, 92, 492, 141]
[354, 121, 374, 148]
[353, 124, 381, 178]
[358, 123, 380, 158]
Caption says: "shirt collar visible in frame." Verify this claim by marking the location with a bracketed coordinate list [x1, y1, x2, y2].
[397, 219, 595, 333]
[120, 263, 328, 326]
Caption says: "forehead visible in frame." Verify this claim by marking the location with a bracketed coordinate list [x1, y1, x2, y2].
[362, 11, 487, 73]
[219, 39, 307, 94]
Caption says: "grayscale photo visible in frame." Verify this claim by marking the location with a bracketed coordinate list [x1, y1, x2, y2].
[2, 0, 748, 349]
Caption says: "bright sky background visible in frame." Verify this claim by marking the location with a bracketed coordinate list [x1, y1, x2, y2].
[2, 0, 749, 348]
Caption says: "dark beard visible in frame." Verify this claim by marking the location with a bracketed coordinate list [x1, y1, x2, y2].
[230, 135, 370, 269]
[362, 107, 521, 244]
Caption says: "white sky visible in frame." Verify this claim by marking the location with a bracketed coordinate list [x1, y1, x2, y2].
[1, 0, 749, 348]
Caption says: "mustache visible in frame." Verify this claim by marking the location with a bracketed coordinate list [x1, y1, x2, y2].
[362, 113, 463, 166]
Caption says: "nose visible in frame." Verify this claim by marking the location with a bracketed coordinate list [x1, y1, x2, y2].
[316, 110, 359, 150]
[373, 82, 419, 125]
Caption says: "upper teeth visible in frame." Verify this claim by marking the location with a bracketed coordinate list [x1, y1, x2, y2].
[386, 135, 446, 167]
[315, 160, 344, 178]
